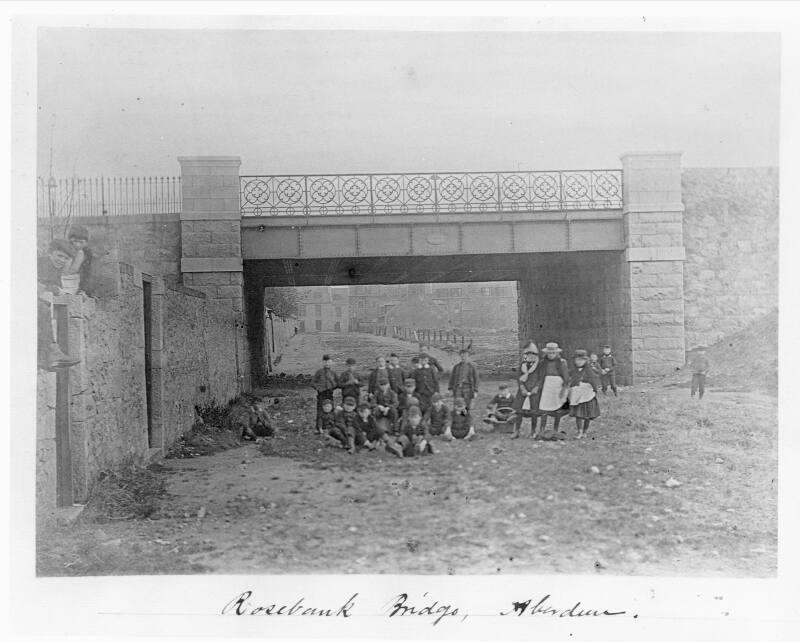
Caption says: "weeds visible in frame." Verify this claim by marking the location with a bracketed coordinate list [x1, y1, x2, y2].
[80, 464, 166, 522]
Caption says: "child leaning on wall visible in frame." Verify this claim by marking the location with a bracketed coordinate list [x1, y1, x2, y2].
[37, 239, 81, 371]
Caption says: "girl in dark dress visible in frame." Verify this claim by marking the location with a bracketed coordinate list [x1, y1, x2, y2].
[511, 342, 540, 439]
[568, 349, 601, 439]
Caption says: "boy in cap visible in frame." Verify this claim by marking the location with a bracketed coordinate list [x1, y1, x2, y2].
[397, 377, 421, 420]
[387, 353, 406, 394]
[311, 354, 338, 433]
[337, 357, 361, 403]
[373, 378, 399, 430]
[37, 239, 81, 370]
[424, 392, 450, 436]
[444, 397, 475, 441]
[413, 354, 439, 414]
[332, 396, 365, 454]
[599, 345, 618, 396]
[419, 344, 443, 376]
[689, 347, 710, 399]
[531, 342, 570, 439]
[368, 355, 391, 396]
[448, 348, 479, 411]
[484, 383, 516, 426]
[65, 224, 94, 295]
[511, 342, 540, 439]
[318, 398, 338, 444]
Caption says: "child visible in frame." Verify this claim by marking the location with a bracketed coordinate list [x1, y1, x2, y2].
[445, 397, 475, 441]
[485, 384, 516, 426]
[397, 378, 421, 420]
[448, 348, 479, 410]
[356, 403, 404, 457]
[318, 398, 338, 445]
[689, 347, 710, 399]
[511, 342, 540, 439]
[532, 342, 570, 439]
[406, 356, 421, 379]
[311, 354, 338, 433]
[589, 352, 602, 377]
[568, 349, 601, 439]
[414, 354, 439, 413]
[331, 396, 365, 454]
[64, 224, 94, 295]
[387, 353, 406, 394]
[424, 392, 450, 436]
[37, 239, 81, 370]
[337, 357, 361, 403]
[368, 355, 390, 396]
[373, 379, 399, 430]
[397, 405, 434, 456]
[419, 344, 443, 376]
[599, 345, 618, 396]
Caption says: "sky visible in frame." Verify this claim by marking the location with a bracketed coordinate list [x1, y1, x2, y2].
[36, 29, 780, 178]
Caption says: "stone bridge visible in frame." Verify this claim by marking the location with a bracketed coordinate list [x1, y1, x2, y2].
[177, 152, 686, 384]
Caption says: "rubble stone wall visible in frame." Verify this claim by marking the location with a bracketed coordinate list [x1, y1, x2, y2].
[681, 167, 779, 349]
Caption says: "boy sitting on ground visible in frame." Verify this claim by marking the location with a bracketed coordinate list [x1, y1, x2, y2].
[397, 405, 434, 457]
[445, 397, 476, 441]
[318, 399, 339, 446]
[355, 403, 404, 458]
[484, 384, 517, 425]
[331, 396, 365, 454]
[424, 392, 450, 437]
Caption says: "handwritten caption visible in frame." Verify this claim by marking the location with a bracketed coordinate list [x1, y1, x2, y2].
[222, 591, 634, 625]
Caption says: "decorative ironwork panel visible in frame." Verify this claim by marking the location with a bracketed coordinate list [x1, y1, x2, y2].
[240, 169, 622, 216]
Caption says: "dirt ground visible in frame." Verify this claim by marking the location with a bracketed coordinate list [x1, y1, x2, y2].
[37, 332, 777, 577]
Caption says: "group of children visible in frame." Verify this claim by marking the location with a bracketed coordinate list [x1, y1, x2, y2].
[309, 341, 624, 457]
[310, 347, 479, 458]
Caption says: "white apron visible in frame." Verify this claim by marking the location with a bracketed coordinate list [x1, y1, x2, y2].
[539, 376, 568, 412]
[569, 382, 596, 405]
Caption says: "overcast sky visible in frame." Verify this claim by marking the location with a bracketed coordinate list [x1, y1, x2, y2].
[37, 29, 780, 177]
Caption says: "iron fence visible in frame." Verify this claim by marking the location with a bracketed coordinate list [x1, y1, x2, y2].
[240, 169, 622, 217]
[37, 176, 182, 218]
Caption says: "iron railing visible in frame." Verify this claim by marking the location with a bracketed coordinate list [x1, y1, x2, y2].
[240, 169, 622, 216]
[36, 176, 182, 218]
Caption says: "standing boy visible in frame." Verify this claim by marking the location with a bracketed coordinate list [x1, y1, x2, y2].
[337, 357, 361, 403]
[689, 347, 710, 399]
[368, 355, 390, 396]
[414, 354, 439, 414]
[599, 345, 618, 396]
[419, 344, 443, 376]
[311, 354, 338, 433]
[387, 353, 405, 394]
[448, 348, 479, 410]
[397, 377, 421, 420]
[65, 224, 94, 295]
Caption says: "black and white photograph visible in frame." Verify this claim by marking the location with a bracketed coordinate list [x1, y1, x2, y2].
[6, 4, 800, 641]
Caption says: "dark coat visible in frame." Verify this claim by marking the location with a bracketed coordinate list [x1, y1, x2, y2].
[448, 361, 479, 393]
[368, 367, 391, 395]
[512, 359, 541, 412]
[569, 364, 600, 391]
[414, 366, 439, 398]
[311, 367, 338, 394]
[337, 369, 361, 401]
[387, 365, 405, 393]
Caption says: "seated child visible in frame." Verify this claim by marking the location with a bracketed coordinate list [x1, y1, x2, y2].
[330, 396, 365, 454]
[397, 405, 434, 457]
[424, 392, 450, 436]
[373, 379, 399, 429]
[445, 397, 475, 441]
[318, 398, 338, 444]
[356, 403, 404, 458]
[484, 384, 517, 425]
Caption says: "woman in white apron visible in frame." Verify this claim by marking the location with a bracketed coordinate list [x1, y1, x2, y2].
[568, 349, 601, 439]
[511, 342, 540, 439]
[532, 342, 570, 439]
